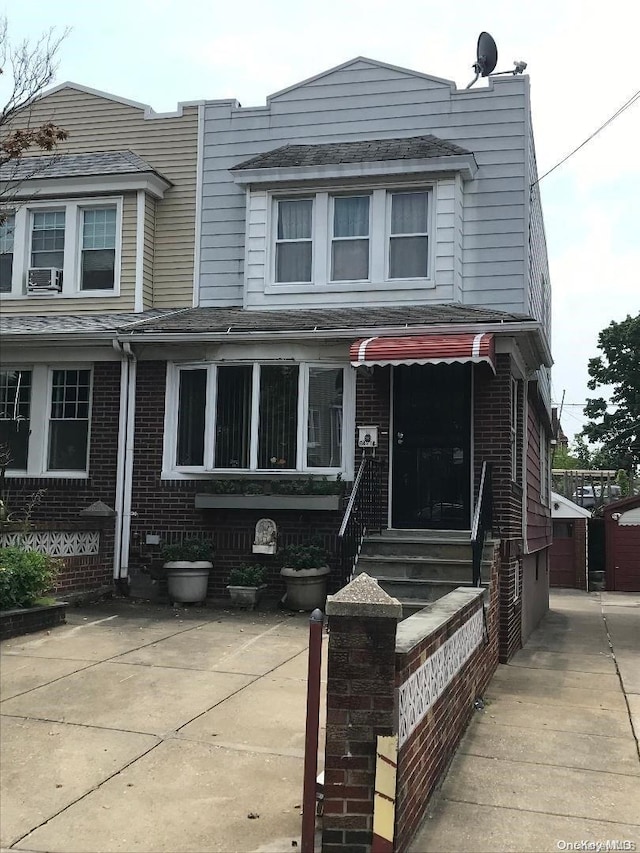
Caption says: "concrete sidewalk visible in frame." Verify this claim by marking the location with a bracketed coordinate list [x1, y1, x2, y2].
[0, 600, 326, 853]
[411, 590, 640, 853]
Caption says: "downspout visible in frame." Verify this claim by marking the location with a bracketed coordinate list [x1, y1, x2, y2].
[112, 339, 137, 590]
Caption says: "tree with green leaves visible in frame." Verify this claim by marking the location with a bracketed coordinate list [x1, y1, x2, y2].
[582, 314, 640, 474]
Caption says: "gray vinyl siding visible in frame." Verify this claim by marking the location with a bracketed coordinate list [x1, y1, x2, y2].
[143, 194, 155, 308]
[199, 59, 529, 311]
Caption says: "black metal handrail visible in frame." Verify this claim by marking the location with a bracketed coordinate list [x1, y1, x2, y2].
[338, 454, 381, 587]
[471, 461, 493, 587]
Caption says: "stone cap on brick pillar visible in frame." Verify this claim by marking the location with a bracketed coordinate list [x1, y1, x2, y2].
[326, 572, 402, 619]
[79, 501, 116, 518]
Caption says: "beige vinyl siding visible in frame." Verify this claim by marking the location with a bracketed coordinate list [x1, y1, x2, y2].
[2, 192, 137, 314]
[143, 194, 155, 308]
[1, 87, 197, 314]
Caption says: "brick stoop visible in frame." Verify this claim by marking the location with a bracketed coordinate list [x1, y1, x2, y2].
[354, 530, 496, 617]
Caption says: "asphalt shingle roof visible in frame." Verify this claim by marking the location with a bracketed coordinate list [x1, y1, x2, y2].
[232, 135, 473, 171]
[0, 309, 176, 335]
[115, 304, 532, 335]
[0, 151, 168, 182]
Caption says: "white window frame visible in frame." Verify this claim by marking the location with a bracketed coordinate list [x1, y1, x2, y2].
[1, 364, 92, 478]
[386, 189, 430, 281]
[329, 193, 372, 283]
[266, 183, 434, 292]
[163, 361, 355, 479]
[273, 197, 315, 284]
[2, 197, 123, 299]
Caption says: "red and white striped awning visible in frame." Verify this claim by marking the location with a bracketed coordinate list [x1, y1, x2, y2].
[350, 332, 495, 370]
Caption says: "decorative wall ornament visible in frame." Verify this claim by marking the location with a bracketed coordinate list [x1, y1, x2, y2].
[398, 609, 484, 747]
[0, 531, 100, 557]
[253, 518, 277, 554]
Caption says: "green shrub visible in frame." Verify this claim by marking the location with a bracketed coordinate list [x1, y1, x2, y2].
[160, 538, 215, 562]
[280, 542, 328, 569]
[0, 547, 61, 610]
[228, 564, 267, 586]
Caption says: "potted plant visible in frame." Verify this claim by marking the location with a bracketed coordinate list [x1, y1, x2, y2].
[160, 538, 214, 604]
[227, 564, 267, 609]
[280, 542, 330, 611]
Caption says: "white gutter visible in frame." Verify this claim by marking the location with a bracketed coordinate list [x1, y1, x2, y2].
[120, 341, 137, 581]
[112, 340, 129, 580]
[111, 339, 137, 583]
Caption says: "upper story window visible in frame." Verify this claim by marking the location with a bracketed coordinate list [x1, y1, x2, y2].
[331, 195, 370, 282]
[389, 191, 429, 279]
[275, 199, 313, 283]
[0, 215, 15, 293]
[0, 366, 92, 477]
[270, 186, 433, 289]
[165, 361, 353, 477]
[1, 198, 122, 298]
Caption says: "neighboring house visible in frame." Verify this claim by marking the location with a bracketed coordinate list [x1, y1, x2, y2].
[114, 57, 551, 661]
[0, 84, 200, 589]
[604, 496, 640, 592]
[550, 491, 590, 590]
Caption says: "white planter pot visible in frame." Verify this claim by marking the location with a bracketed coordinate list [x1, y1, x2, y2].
[280, 566, 331, 611]
[226, 584, 267, 610]
[163, 561, 212, 604]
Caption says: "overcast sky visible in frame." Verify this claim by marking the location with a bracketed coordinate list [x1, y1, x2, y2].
[4, 0, 639, 444]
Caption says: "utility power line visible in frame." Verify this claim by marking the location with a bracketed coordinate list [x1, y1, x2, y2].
[533, 87, 640, 186]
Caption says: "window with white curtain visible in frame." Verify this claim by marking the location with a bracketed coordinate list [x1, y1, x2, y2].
[270, 187, 432, 288]
[331, 195, 370, 281]
[275, 198, 313, 282]
[167, 362, 351, 474]
[389, 191, 429, 279]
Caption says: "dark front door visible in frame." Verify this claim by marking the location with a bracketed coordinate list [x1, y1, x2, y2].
[392, 363, 471, 529]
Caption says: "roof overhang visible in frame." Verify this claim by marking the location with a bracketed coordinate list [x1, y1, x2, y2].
[350, 332, 495, 371]
[551, 492, 592, 519]
[231, 154, 478, 187]
[5, 171, 173, 200]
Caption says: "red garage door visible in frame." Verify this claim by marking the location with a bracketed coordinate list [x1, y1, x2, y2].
[606, 499, 640, 592]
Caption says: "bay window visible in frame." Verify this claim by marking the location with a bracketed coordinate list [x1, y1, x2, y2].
[166, 362, 352, 475]
[0, 366, 91, 476]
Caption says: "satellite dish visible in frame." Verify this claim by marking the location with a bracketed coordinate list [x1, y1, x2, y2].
[466, 32, 526, 88]
[476, 32, 498, 77]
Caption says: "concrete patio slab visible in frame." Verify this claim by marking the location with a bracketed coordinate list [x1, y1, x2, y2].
[476, 696, 634, 738]
[487, 665, 627, 712]
[462, 718, 640, 775]
[602, 609, 640, 651]
[0, 717, 157, 848]
[507, 648, 616, 674]
[0, 655, 93, 701]
[628, 694, 640, 743]
[411, 799, 640, 853]
[115, 624, 308, 676]
[178, 674, 308, 754]
[616, 651, 640, 695]
[13, 737, 303, 853]
[1, 618, 206, 662]
[601, 592, 640, 608]
[437, 752, 640, 826]
[1, 660, 252, 735]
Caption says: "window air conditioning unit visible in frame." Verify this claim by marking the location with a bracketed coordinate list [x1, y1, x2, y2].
[27, 267, 63, 294]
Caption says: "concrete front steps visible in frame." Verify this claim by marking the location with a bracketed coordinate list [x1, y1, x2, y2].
[354, 529, 494, 617]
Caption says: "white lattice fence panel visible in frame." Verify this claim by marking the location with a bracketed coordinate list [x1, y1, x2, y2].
[398, 609, 484, 747]
[0, 531, 100, 557]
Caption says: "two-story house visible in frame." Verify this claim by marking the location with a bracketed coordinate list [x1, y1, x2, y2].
[1, 59, 552, 660]
[113, 57, 552, 661]
[0, 83, 200, 590]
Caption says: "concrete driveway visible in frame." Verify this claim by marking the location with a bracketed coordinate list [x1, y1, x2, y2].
[0, 601, 326, 853]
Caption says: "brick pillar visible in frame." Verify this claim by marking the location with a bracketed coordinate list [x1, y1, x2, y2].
[322, 573, 402, 853]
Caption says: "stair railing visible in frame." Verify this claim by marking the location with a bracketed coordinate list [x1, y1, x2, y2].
[338, 453, 381, 588]
[471, 461, 493, 587]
